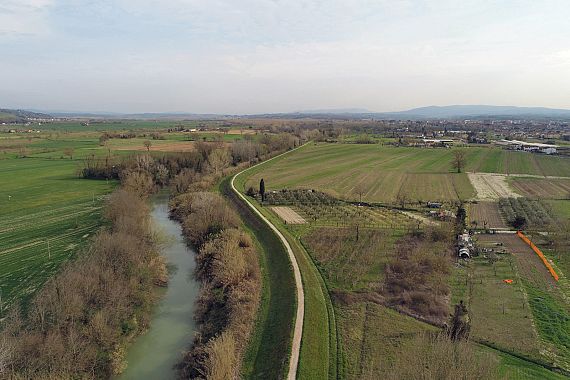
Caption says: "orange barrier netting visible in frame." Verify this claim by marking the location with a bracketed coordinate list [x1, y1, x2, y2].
[516, 231, 559, 282]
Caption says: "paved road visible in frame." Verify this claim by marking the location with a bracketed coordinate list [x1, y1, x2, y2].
[231, 146, 305, 380]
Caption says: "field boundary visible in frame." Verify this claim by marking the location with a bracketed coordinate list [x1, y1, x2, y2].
[231, 147, 306, 380]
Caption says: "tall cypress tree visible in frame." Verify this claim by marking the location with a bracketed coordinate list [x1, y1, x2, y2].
[260, 178, 265, 202]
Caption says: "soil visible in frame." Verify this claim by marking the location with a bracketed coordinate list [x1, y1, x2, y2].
[468, 202, 508, 229]
[468, 173, 521, 200]
[271, 206, 307, 224]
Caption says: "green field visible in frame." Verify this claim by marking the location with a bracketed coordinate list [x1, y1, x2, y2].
[244, 144, 570, 204]
[0, 158, 115, 310]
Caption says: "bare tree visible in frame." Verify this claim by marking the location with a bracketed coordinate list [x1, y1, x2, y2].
[452, 149, 467, 173]
[354, 183, 367, 204]
[396, 193, 409, 209]
[206, 149, 231, 175]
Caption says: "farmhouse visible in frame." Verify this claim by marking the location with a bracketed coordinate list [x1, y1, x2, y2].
[495, 139, 558, 154]
[457, 232, 474, 258]
[422, 138, 455, 147]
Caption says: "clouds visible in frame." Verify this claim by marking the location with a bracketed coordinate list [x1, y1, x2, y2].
[0, 0, 53, 37]
[0, 0, 569, 113]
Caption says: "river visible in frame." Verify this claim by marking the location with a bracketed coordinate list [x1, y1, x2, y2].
[118, 193, 199, 379]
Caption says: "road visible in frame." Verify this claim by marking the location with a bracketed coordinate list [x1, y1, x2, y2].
[230, 146, 305, 380]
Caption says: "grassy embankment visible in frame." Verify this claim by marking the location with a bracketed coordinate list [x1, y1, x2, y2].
[220, 177, 297, 379]
[232, 147, 334, 380]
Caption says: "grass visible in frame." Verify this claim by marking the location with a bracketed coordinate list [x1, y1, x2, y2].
[524, 281, 570, 370]
[546, 200, 570, 219]
[0, 157, 115, 310]
[336, 301, 436, 379]
[484, 345, 568, 379]
[303, 227, 400, 292]
[451, 256, 541, 358]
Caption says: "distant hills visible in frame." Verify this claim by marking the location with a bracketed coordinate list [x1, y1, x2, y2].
[0, 109, 52, 123]
[383, 105, 570, 119]
[3, 104, 570, 122]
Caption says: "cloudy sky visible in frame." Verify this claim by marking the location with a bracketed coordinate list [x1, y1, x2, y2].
[1, 0, 569, 114]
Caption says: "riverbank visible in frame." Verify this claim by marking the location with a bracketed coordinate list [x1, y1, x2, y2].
[170, 189, 261, 379]
[118, 193, 199, 379]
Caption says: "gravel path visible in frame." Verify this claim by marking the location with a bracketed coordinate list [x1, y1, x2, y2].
[231, 147, 305, 380]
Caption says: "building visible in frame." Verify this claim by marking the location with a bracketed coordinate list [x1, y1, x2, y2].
[495, 139, 558, 154]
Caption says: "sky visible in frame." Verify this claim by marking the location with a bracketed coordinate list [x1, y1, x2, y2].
[1, 0, 570, 114]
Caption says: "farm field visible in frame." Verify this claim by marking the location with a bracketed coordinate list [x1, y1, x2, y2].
[511, 177, 570, 199]
[242, 142, 570, 376]
[0, 157, 115, 310]
[0, 128, 262, 299]
[303, 227, 399, 291]
[245, 143, 475, 203]
[467, 201, 507, 229]
[244, 143, 570, 204]
[1, 120, 202, 132]
[0, 127, 256, 161]
[546, 200, 570, 220]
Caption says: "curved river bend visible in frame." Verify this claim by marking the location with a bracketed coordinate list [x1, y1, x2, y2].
[119, 194, 199, 379]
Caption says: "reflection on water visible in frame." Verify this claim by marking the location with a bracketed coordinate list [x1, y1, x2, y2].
[118, 195, 199, 380]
